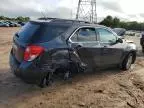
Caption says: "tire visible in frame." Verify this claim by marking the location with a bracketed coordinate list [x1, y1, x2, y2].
[38, 72, 53, 88]
[121, 53, 133, 70]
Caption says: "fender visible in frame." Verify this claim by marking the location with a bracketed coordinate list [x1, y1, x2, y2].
[120, 43, 137, 64]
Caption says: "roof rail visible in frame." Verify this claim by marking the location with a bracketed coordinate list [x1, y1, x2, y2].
[77, 20, 91, 24]
[38, 17, 92, 24]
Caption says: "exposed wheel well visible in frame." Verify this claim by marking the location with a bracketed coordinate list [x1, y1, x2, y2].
[54, 61, 79, 74]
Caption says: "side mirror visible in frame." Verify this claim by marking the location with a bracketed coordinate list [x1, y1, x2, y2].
[116, 38, 123, 43]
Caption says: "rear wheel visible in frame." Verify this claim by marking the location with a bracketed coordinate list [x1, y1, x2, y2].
[121, 53, 133, 70]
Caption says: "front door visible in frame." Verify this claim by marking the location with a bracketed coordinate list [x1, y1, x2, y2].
[96, 28, 124, 66]
[69, 27, 101, 68]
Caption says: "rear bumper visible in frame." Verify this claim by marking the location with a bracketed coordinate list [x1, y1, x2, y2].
[9, 52, 51, 84]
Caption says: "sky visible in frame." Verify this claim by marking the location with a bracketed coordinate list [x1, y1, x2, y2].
[0, 0, 144, 22]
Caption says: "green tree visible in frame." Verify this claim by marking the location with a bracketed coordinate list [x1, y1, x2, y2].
[113, 17, 120, 27]
[0, 16, 6, 20]
[100, 15, 114, 27]
[100, 15, 144, 30]
[0, 16, 30, 22]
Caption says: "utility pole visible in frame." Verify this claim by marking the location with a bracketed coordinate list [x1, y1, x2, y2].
[76, 0, 97, 23]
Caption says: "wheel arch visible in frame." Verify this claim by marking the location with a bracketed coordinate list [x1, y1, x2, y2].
[50, 49, 81, 73]
[130, 50, 136, 64]
[123, 50, 136, 64]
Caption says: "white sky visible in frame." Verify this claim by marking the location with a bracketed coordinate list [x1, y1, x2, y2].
[0, 0, 144, 22]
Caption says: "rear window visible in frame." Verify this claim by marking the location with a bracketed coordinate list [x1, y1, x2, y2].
[18, 22, 40, 43]
[18, 22, 69, 43]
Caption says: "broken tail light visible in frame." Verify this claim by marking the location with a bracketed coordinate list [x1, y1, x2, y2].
[24, 45, 44, 61]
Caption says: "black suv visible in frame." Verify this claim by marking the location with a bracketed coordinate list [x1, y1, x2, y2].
[9, 18, 137, 87]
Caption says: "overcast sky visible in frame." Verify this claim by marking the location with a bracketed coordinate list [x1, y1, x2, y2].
[0, 0, 144, 22]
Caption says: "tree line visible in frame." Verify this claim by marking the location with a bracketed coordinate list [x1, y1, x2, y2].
[99, 15, 144, 31]
[0, 16, 30, 22]
[1, 15, 144, 30]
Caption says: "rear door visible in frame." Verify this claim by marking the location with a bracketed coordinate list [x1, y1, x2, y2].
[96, 27, 124, 65]
[68, 27, 101, 68]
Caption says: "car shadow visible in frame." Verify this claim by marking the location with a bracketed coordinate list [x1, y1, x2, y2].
[0, 68, 40, 105]
[0, 67, 125, 106]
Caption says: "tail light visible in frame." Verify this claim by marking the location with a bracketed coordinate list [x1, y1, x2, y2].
[24, 45, 44, 61]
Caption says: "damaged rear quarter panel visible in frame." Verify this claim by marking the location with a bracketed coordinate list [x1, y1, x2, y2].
[38, 48, 82, 73]
[36, 26, 83, 73]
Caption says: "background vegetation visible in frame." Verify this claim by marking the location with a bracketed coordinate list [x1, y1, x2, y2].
[0, 16, 30, 22]
[100, 15, 144, 31]
[0, 15, 144, 31]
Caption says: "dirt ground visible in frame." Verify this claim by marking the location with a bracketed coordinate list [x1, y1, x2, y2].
[0, 27, 144, 108]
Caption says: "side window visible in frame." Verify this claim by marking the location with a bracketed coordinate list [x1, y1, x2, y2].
[71, 27, 97, 42]
[97, 28, 117, 43]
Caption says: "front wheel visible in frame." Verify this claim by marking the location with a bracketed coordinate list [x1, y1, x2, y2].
[121, 53, 133, 71]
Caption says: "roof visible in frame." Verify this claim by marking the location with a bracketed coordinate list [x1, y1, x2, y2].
[31, 17, 103, 27]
